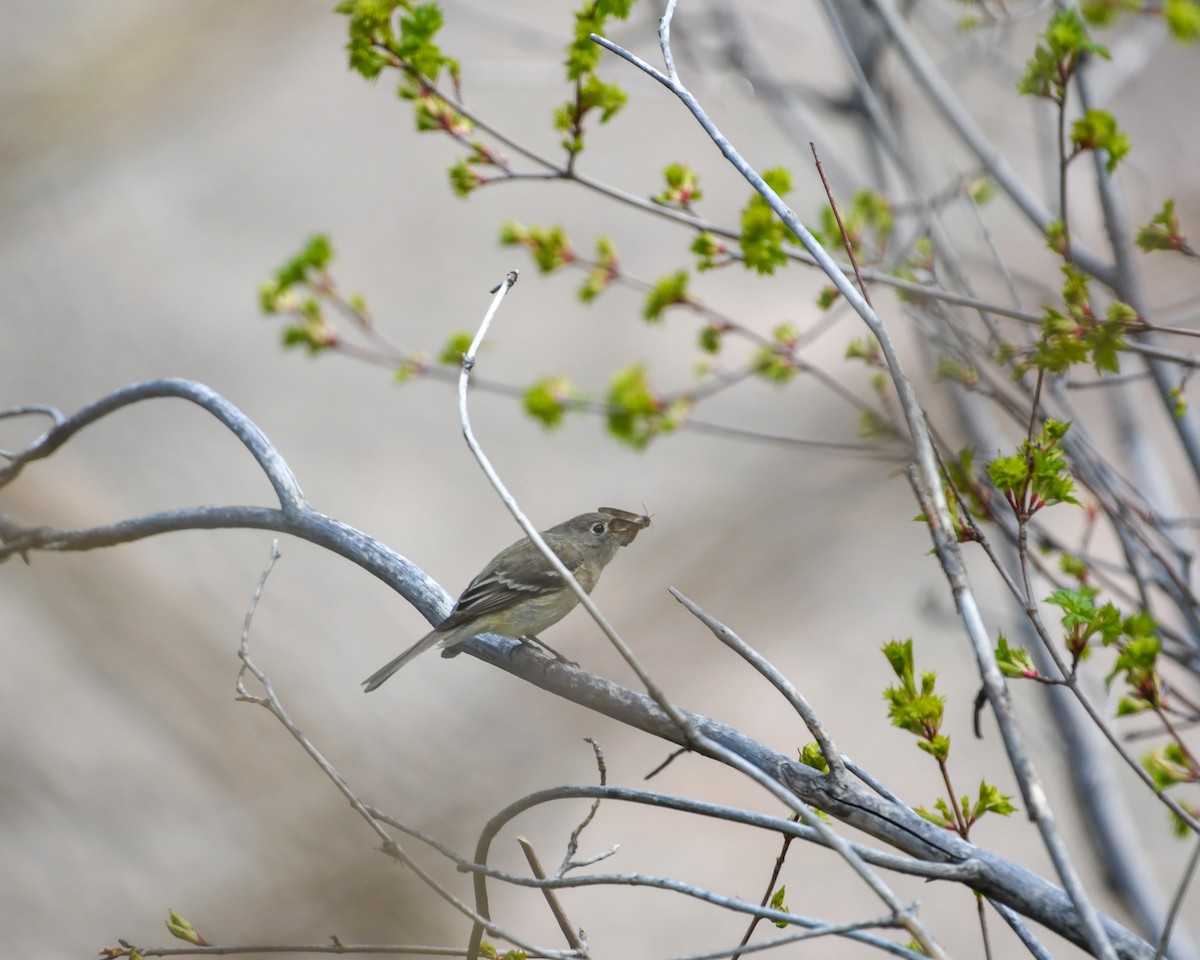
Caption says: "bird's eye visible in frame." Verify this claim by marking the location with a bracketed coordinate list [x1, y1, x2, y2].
[591, 521, 606, 534]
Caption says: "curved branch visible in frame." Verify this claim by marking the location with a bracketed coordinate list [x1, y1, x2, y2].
[0, 379, 305, 510]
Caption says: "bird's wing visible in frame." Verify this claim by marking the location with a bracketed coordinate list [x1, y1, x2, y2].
[438, 550, 585, 630]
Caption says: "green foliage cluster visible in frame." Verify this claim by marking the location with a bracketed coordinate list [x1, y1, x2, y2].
[523, 375, 581, 429]
[479, 942, 528, 960]
[1070, 109, 1130, 175]
[1040, 588, 1167, 719]
[258, 235, 341, 354]
[689, 231, 726, 272]
[993, 633, 1039, 679]
[799, 742, 829, 774]
[883, 639, 949, 760]
[992, 587, 1196, 826]
[751, 325, 799, 384]
[814, 190, 894, 260]
[654, 163, 703, 209]
[499, 221, 576, 273]
[1163, 0, 1200, 39]
[165, 909, 206, 947]
[1076, 0, 1200, 39]
[337, 1, 459, 89]
[580, 235, 619, 303]
[555, 2, 635, 154]
[1025, 266, 1131, 376]
[882, 640, 1016, 833]
[1144, 744, 1199, 831]
[643, 271, 691, 322]
[313, 2, 1200, 463]
[1136, 199, 1197, 257]
[1017, 11, 1131, 194]
[740, 167, 794, 275]
[986, 419, 1079, 519]
[605, 363, 691, 449]
[768, 886, 793, 928]
[1017, 9, 1111, 102]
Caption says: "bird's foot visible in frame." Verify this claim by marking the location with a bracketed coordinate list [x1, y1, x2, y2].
[519, 635, 579, 667]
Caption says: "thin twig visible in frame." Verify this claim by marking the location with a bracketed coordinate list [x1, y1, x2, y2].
[811, 141, 874, 309]
[233, 544, 568, 959]
[668, 587, 846, 781]
[517, 838, 586, 952]
[455, 270, 695, 740]
[1155, 836, 1200, 960]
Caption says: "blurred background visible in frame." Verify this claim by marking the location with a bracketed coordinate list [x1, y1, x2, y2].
[2, 1, 1198, 957]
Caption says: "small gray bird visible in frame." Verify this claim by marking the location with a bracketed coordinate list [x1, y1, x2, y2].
[362, 507, 649, 691]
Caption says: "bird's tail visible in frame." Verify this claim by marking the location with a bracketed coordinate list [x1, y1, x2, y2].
[361, 629, 442, 691]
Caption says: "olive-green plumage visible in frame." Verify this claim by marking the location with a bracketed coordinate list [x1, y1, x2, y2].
[362, 508, 648, 691]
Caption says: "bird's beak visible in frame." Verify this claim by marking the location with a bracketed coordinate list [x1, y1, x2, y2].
[599, 506, 651, 545]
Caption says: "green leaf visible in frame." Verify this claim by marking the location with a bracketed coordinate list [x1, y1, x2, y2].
[438, 330, 473, 365]
[1046, 587, 1097, 628]
[1142, 742, 1196, 789]
[740, 167, 793, 275]
[336, 1, 458, 91]
[1070, 109, 1130, 174]
[524, 375, 578, 429]
[769, 886, 792, 928]
[1018, 10, 1109, 99]
[578, 236, 617, 304]
[165, 908, 205, 946]
[1032, 267, 1123, 376]
[995, 634, 1038, 679]
[916, 733, 951, 761]
[816, 285, 840, 311]
[698, 323, 724, 354]
[972, 780, 1018, 819]
[1165, 0, 1200, 40]
[882, 638, 914, 682]
[643, 271, 690, 321]
[751, 345, 796, 383]
[772, 323, 798, 347]
[845, 336, 881, 365]
[799, 742, 829, 773]
[816, 189, 895, 255]
[270, 234, 334, 291]
[565, 6, 606, 80]
[915, 802, 955, 830]
[1080, 0, 1141, 25]
[498, 222, 574, 273]
[393, 356, 425, 384]
[935, 355, 979, 387]
[607, 363, 659, 449]
[656, 163, 703, 207]
[580, 75, 628, 123]
[691, 231, 724, 271]
[449, 160, 481, 197]
[986, 453, 1028, 494]
[1136, 199, 1194, 255]
[882, 639, 946, 745]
